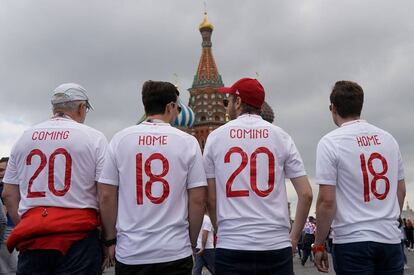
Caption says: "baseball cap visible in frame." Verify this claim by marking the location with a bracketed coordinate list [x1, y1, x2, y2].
[51, 83, 94, 110]
[218, 78, 265, 108]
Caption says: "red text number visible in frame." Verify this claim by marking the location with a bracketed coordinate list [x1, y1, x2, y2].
[136, 153, 170, 205]
[225, 146, 275, 198]
[26, 148, 72, 198]
[360, 152, 389, 202]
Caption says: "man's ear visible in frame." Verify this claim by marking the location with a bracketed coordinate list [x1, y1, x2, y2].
[235, 96, 242, 106]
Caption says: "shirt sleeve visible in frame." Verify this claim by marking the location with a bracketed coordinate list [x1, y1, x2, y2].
[284, 136, 307, 179]
[95, 133, 109, 182]
[203, 134, 215, 179]
[202, 216, 213, 232]
[316, 137, 338, 185]
[396, 143, 405, 181]
[98, 140, 119, 186]
[186, 137, 207, 189]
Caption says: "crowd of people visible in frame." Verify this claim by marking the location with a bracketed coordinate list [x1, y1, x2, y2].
[0, 78, 407, 275]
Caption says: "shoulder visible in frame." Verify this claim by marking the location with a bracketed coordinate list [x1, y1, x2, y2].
[75, 123, 107, 142]
[110, 125, 140, 143]
[166, 126, 199, 145]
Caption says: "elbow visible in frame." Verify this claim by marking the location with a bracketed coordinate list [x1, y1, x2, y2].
[98, 189, 116, 208]
[317, 196, 336, 210]
[298, 187, 313, 207]
[190, 187, 207, 208]
[207, 194, 216, 210]
[399, 189, 406, 201]
[305, 190, 313, 206]
[1, 190, 13, 205]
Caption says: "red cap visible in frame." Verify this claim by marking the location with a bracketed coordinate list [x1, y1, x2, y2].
[218, 78, 265, 108]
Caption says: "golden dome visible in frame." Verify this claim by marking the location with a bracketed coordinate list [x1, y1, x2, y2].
[199, 13, 214, 30]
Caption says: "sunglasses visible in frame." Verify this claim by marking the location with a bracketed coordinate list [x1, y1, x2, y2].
[171, 102, 182, 113]
[223, 99, 229, 107]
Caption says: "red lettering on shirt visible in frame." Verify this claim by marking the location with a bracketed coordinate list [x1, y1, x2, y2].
[356, 135, 381, 147]
[32, 131, 70, 141]
[138, 135, 168, 146]
[229, 129, 269, 139]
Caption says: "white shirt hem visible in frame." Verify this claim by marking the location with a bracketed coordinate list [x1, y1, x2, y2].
[115, 250, 192, 265]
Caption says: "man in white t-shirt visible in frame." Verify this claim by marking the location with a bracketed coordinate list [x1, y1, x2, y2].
[313, 81, 406, 274]
[1, 83, 107, 274]
[98, 80, 207, 275]
[192, 213, 215, 275]
[203, 78, 313, 275]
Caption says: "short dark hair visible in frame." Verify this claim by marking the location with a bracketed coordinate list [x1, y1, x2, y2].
[240, 102, 261, 115]
[330, 81, 364, 118]
[142, 81, 179, 116]
[0, 157, 9, 163]
[230, 95, 261, 115]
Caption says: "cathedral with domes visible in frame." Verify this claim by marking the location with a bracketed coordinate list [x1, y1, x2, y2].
[140, 12, 275, 149]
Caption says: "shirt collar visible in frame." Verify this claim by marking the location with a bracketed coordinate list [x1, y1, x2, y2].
[340, 119, 366, 127]
[142, 119, 170, 126]
[238, 113, 262, 120]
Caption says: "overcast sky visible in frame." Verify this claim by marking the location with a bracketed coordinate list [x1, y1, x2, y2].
[1, 0, 413, 215]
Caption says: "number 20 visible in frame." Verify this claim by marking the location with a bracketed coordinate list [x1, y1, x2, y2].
[225, 146, 275, 198]
[26, 148, 72, 198]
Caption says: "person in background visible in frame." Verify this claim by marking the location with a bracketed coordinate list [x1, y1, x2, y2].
[0, 157, 18, 274]
[399, 217, 408, 268]
[193, 212, 215, 275]
[301, 216, 316, 266]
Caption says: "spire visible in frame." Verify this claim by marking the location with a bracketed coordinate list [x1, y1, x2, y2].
[199, 12, 214, 31]
[191, 12, 223, 89]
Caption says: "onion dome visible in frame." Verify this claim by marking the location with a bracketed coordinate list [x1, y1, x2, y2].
[173, 98, 195, 128]
[199, 12, 214, 30]
[261, 101, 275, 123]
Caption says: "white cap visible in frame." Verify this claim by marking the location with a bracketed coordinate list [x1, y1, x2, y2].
[51, 83, 94, 110]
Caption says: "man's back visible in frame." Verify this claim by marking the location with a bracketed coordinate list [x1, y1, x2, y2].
[4, 116, 107, 216]
[316, 120, 404, 244]
[99, 121, 206, 264]
[204, 114, 306, 250]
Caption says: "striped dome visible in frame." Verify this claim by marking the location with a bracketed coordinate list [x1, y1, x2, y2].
[173, 98, 195, 128]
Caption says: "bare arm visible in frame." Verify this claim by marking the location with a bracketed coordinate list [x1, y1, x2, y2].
[1, 184, 20, 225]
[97, 183, 118, 241]
[314, 184, 336, 273]
[289, 175, 313, 249]
[315, 185, 336, 244]
[206, 178, 217, 232]
[397, 179, 406, 213]
[188, 186, 206, 249]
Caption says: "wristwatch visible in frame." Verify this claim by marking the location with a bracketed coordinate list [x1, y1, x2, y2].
[311, 243, 326, 254]
[102, 238, 117, 247]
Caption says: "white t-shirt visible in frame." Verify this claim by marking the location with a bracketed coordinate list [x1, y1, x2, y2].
[3, 117, 108, 216]
[196, 215, 214, 249]
[98, 121, 207, 265]
[316, 120, 405, 244]
[203, 114, 306, 250]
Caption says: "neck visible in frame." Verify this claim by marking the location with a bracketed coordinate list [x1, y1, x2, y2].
[146, 114, 170, 123]
[53, 111, 82, 123]
[337, 116, 360, 127]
